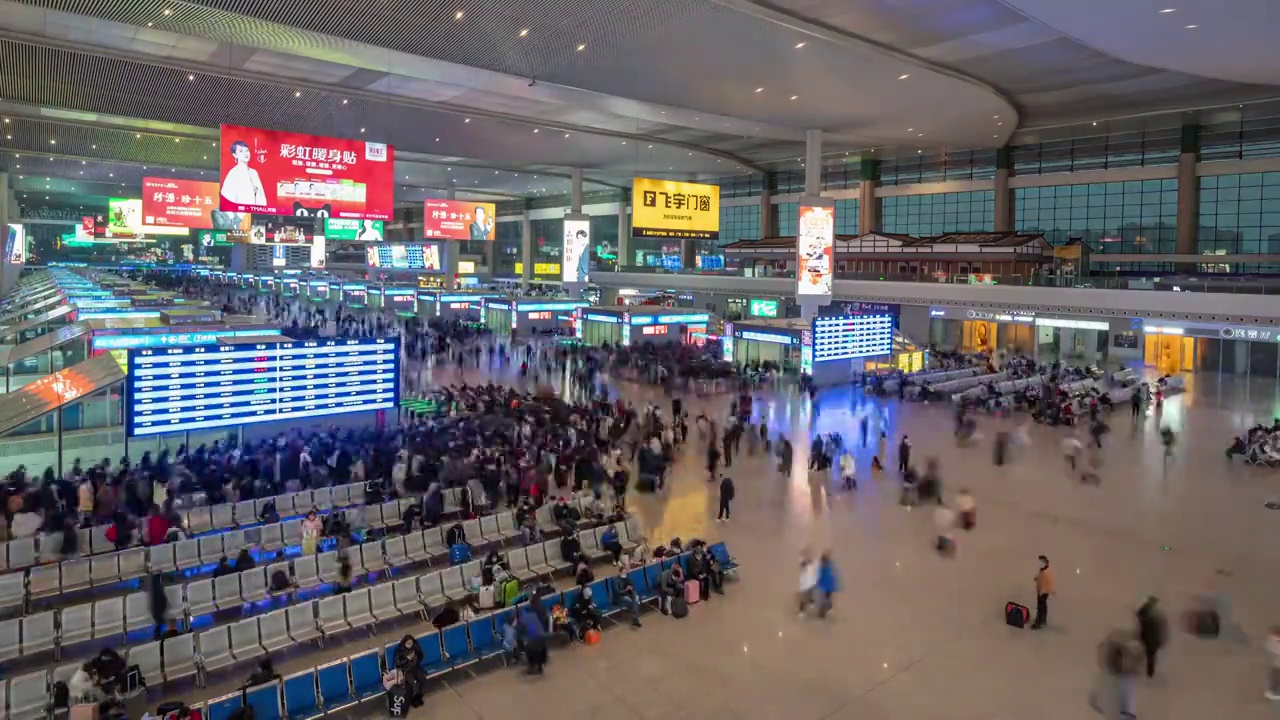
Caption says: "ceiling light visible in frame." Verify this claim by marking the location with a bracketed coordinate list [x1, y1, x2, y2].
[464, 118, 471, 123]
[109, 173, 113, 177]
[1185, 24, 1197, 28]
[519, 28, 529, 37]
[454, 10, 464, 20]
[147, 22, 152, 26]
[564, 133, 570, 138]
[360, 128, 365, 133]
[294, 91, 301, 97]
[795, 42, 805, 48]
[187, 74, 194, 81]
[342, 99, 348, 105]
[49, 139, 55, 144]
[81, 160, 85, 164]
[1160, 7, 1176, 12]
[1092, 121, 1097, 126]
[898, 74, 910, 80]
[174, 138, 180, 142]
[917, 150, 922, 154]
[91, 144, 96, 149]
[694, 117, 700, 120]
[789, 95, 798, 100]
[576, 44, 586, 52]
[754, 87, 763, 93]
[163, 8, 172, 15]
[621, 141, 626, 144]
[918, 133, 924, 137]
[647, 144, 652, 148]
[5, 135, 10, 140]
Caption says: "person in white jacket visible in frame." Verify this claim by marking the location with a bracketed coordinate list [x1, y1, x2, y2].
[798, 551, 819, 616]
[839, 452, 857, 491]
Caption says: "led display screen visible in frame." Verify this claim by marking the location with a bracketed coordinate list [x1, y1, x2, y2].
[324, 218, 384, 241]
[142, 178, 220, 229]
[366, 244, 442, 271]
[423, 200, 496, 240]
[812, 314, 893, 362]
[562, 219, 590, 282]
[797, 205, 834, 297]
[126, 337, 399, 436]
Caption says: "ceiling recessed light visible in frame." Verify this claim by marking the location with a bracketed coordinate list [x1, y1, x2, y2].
[647, 144, 652, 148]
[907, 128, 913, 132]
[533, 129, 539, 133]
[163, 8, 172, 15]
[294, 91, 301, 97]
[898, 74, 910, 80]
[174, 138, 180, 142]
[342, 99, 348, 105]
[621, 141, 626, 145]
[754, 87, 763, 93]
[795, 42, 806, 48]
[1160, 7, 1176, 12]
[109, 173, 113, 177]
[464, 118, 470, 123]
[917, 133, 924, 137]
[789, 95, 798, 100]
[694, 117, 700, 120]
[1092, 121, 1098, 126]
[147, 22, 153, 26]
[454, 10, 464, 20]
[917, 150, 922, 154]
[519, 28, 529, 37]
[997, 122, 1002, 126]
[360, 128, 365, 133]
[81, 160, 85, 164]
[92, 144, 96, 149]
[564, 133, 570, 138]
[576, 44, 586, 51]
[1185, 24, 1197, 28]
[993, 115, 999, 119]
[49, 139, 55, 144]
[187, 74, 194, 81]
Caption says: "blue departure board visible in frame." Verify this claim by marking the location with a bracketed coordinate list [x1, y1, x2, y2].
[126, 337, 399, 436]
[812, 314, 893, 362]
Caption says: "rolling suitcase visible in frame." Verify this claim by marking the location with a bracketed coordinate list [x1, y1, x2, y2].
[1005, 601, 1030, 629]
[684, 580, 701, 605]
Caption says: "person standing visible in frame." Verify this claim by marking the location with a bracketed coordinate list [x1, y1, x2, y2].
[1130, 389, 1142, 421]
[1136, 596, 1167, 679]
[717, 475, 735, 522]
[301, 509, 323, 555]
[839, 452, 856, 491]
[777, 436, 793, 479]
[897, 435, 912, 474]
[1032, 555, 1055, 630]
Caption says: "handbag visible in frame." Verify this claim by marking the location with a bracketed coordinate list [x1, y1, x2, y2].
[583, 628, 601, 645]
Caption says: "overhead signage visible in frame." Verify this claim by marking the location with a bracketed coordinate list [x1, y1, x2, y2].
[585, 313, 620, 324]
[218, 123, 394, 220]
[749, 298, 778, 318]
[92, 330, 263, 351]
[142, 178, 219, 229]
[310, 235, 326, 269]
[812, 314, 893, 362]
[563, 217, 591, 283]
[632, 177, 720, 240]
[245, 217, 316, 245]
[827, 301, 899, 316]
[517, 301, 590, 312]
[366, 243, 442, 271]
[422, 200, 496, 240]
[739, 330, 794, 344]
[324, 218, 384, 241]
[797, 203, 834, 297]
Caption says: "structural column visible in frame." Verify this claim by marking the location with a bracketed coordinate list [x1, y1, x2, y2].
[570, 169, 583, 213]
[519, 209, 532, 288]
[994, 147, 1012, 232]
[443, 181, 458, 290]
[616, 190, 629, 269]
[804, 129, 823, 195]
[0, 172, 10, 296]
[759, 178, 773, 240]
[858, 159, 880, 234]
[1175, 123, 1199, 256]
[798, 130, 830, 322]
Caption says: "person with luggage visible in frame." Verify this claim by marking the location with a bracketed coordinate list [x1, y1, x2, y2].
[717, 475, 735, 521]
[1092, 628, 1142, 718]
[1032, 555, 1055, 630]
[687, 545, 722, 600]
[567, 586, 602, 640]
[1135, 596, 1168, 679]
[659, 562, 685, 615]
[612, 568, 643, 627]
[393, 635, 429, 704]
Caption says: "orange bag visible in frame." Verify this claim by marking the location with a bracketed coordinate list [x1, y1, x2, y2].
[583, 628, 601, 645]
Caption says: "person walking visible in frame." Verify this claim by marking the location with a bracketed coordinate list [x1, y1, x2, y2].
[1135, 596, 1168, 679]
[1032, 554, 1055, 630]
[1130, 389, 1142, 422]
[797, 551, 818, 616]
[1265, 626, 1280, 700]
[777, 436, 793, 479]
[839, 452, 856, 491]
[815, 552, 839, 618]
[717, 475, 735, 522]
[897, 435, 912, 474]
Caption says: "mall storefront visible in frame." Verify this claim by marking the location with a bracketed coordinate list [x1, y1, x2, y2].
[927, 306, 1116, 365]
[1142, 321, 1280, 379]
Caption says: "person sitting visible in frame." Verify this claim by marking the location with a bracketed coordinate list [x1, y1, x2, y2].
[567, 586, 602, 640]
[600, 524, 623, 565]
[659, 562, 685, 614]
[574, 559, 595, 586]
[481, 550, 509, 585]
[68, 663, 102, 704]
[393, 634, 428, 706]
[560, 530, 584, 567]
[241, 657, 280, 689]
[689, 545, 724, 597]
[1226, 435, 1247, 460]
[551, 497, 575, 534]
[235, 547, 256, 572]
[212, 556, 236, 578]
[611, 567, 643, 627]
[401, 501, 423, 533]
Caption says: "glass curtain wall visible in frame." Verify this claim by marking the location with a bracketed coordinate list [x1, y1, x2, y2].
[493, 220, 522, 277]
[1013, 179, 1178, 268]
[1197, 172, 1280, 272]
[882, 190, 994, 235]
[529, 218, 563, 283]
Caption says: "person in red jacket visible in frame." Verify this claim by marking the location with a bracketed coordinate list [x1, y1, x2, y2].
[145, 505, 170, 546]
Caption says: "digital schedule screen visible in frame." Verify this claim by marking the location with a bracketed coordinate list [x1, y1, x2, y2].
[386, 292, 415, 315]
[126, 337, 399, 437]
[812, 314, 893, 363]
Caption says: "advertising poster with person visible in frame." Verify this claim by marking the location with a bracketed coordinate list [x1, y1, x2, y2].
[422, 199, 496, 240]
[142, 177, 220, 229]
[797, 205, 834, 296]
[562, 219, 591, 282]
[218, 124, 394, 220]
[5, 223, 24, 265]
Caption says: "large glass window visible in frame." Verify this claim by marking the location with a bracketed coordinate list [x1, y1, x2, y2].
[880, 150, 997, 186]
[529, 218, 563, 280]
[1014, 179, 1178, 255]
[835, 198, 860, 235]
[882, 190, 994, 235]
[714, 174, 766, 199]
[1197, 172, 1280, 272]
[772, 202, 798, 236]
[720, 205, 761, 244]
[493, 220, 521, 277]
[589, 214, 619, 272]
[1011, 128, 1180, 175]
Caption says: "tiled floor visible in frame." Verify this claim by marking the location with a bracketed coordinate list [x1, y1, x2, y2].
[158, 351, 1280, 719]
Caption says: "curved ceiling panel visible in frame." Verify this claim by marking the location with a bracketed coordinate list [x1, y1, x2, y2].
[999, 0, 1280, 86]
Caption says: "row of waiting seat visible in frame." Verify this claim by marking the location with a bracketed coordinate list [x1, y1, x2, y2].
[1, 492, 613, 616]
[0, 515, 643, 672]
[0, 529, 701, 720]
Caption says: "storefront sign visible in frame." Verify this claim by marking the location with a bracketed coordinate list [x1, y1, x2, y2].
[1035, 318, 1108, 331]
[632, 177, 720, 240]
[584, 314, 620, 324]
[1113, 334, 1140, 349]
[219, 123, 394, 220]
[534, 263, 561, 276]
[1142, 319, 1279, 341]
[641, 325, 668, 336]
[738, 330, 794, 345]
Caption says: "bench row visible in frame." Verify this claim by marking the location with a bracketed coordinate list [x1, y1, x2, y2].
[0, 517, 644, 667]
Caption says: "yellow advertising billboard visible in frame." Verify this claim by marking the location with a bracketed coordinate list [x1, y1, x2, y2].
[632, 177, 720, 240]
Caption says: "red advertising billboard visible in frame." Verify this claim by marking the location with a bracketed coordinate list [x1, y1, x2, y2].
[142, 177, 219, 229]
[218, 124, 394, 220]
[423, 199, 496, 240]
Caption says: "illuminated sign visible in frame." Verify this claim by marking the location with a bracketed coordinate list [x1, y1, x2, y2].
[447, 302, 472, 310]
[456, 261, 476, 274]
[632, 177, 720, 240]
[423, 200, 496, 240]
[797, 204, 834, 297]
[515, 301, 590, 312]
[527, 311, 553, 321]
[657, 313, 709, 325]
[563, 219, 591, 282]
[641, 325, 668, 336]
[324, 218, 384, 241]
[142, 178, 219, 229]
[749, 298, 778, 318]
[739, 331, 794, 345]
[92, 330, 265, 351]
[812, 314, 894, 362]
[723, 322, 735, 362]
[366, 244, 442, 270]
[584, 314, 620, 324]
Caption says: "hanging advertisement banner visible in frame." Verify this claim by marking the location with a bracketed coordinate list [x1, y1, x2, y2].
[797, 201, 834, 297]
[142, 177, 220, 229]
[5, 224, 25, 264]
[422, 200, 496, 240]
[310, 235, 327, 269]
[632, 177, 720, 239]
[324, 218, 384, 241]
[562, 215, 591, 283]
[218, 124, 394, 220]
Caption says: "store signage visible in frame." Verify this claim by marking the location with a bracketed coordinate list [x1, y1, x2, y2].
[655, 313, 710, 325]
[585, 314, 620, 324]
[834, 301, 899, 315]
[447, 302, 471, 310]
[632, 177, 720, 240]
[218, 123, 394, 220]
[517, 301, 590, 312]
[142, 178, 219, 229]
[527, 311, 553, 321]
[1113, 334, 1140, 349]
[534, 263, 561, 276]
[965, 309, 1035, 322]
[738, 330, 794, 345]
[1035, 318, 1109, 331]
[641, 325, 668, 336]
[456, 261, 476, 274]
[1143, 320, 1278, 342]
[423, 200, 496, 240]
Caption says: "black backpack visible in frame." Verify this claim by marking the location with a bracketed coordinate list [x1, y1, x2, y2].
[270, 569, 292, 592]
[445, 523, 465, 547]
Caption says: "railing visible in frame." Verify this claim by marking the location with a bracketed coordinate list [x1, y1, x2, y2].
[603, 266, 1280, 295]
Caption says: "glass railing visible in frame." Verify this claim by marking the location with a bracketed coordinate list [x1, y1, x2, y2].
[607, 266, 1280, 295]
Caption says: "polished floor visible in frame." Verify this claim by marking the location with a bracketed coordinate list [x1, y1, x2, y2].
[161, 349, 1280, 719]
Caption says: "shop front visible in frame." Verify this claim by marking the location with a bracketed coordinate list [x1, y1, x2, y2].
[578, 309, 625, 347]
[381, 287, 417, 317]
[621, 309, 711, 348]
[281, 277, 299, 297]
[723, 320, 805, 372]
[1141, 320, 1280, 381]
[928, 306, 1036, 356]
[417, 292, 495, 320]
[306, 279, 329, 302]
[482, 299, 591, 337]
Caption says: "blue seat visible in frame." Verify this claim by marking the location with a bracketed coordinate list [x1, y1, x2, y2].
[316, 659, 356, 712]
[642, 563, 664, 601]
[414, 631, 451, 677]
[207, 693, 243, 720]
[282, 670, 322, 720]
[383, 641, 398, 670]
[440, 624, 476, 668]
[708, 542, 739, 572]
[348, 650, 385, 701]
[561, 586, 582, 611]
[587, 579, 616, 616]
[629, 567, 656, 602]
[539, 590, 563, 611]
[467, 616, 503, 661]
[244, 681, 283, 720]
